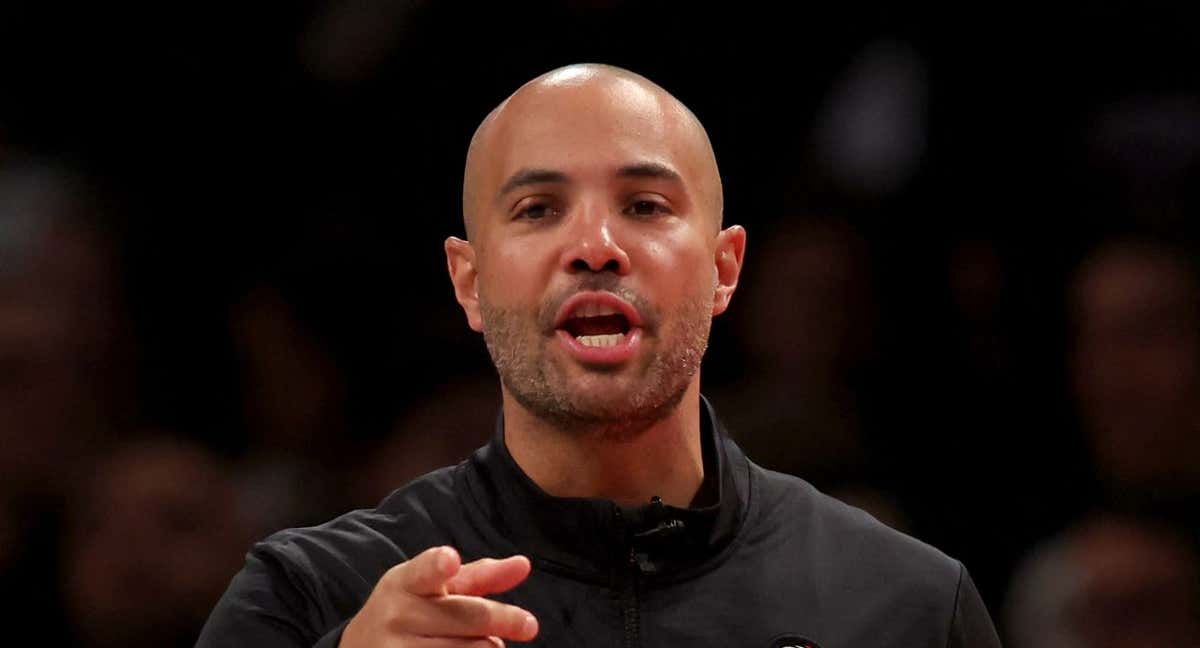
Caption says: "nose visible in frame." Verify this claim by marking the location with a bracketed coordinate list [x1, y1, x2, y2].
[559, 201, 631, 275]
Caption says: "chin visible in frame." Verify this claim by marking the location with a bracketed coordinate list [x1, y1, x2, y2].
[563, 378, 689, 431]
[565, 392, 644, 421]
[559, 370, 654, 410]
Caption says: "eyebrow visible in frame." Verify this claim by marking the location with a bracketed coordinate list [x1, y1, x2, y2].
[615, 161, 683, 184]
[496, 162, 685, 202]
[497, 169, 569, 199]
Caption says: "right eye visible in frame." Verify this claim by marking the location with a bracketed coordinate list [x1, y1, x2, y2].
[514, 201, 559, 221]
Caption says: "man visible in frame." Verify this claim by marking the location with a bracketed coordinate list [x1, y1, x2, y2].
[198, 64, 1001, 647]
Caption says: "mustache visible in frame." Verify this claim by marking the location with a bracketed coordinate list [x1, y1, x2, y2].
[538, 275, 658, 332]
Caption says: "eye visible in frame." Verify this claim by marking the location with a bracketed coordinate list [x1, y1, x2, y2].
[624, 199, 670, 218]
[514, 201, 559, 221]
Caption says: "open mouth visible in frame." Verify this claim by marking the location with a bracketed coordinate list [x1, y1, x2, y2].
[553, 291, 644, 363]
[561, 307, 632, 348]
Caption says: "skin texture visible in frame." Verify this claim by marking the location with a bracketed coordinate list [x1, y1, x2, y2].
[342, 64, 745, 647]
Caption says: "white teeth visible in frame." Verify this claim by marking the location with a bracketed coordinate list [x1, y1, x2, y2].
[575, 303, 620, 318]
[576, 333, 625, 348]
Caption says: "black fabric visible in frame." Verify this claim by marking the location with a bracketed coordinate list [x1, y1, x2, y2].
[197, 398, 1002, 647]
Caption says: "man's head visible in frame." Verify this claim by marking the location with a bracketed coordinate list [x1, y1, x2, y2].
[1006, 514, 1200, 648]
[446, 64, 745, 437]
[1070, 237, 1200, 492]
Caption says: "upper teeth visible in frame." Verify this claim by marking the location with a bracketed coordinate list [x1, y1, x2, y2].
[574, 303, 620, 318]
[577, 333, 625, 347]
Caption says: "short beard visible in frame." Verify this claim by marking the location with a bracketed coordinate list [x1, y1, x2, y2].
[479, 281, 712, 441]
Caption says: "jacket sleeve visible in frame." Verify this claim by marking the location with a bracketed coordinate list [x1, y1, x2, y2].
[945, 563, 1003, 648]
[195, 548, 349, 648]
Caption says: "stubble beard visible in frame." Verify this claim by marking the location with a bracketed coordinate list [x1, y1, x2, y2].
[480, 284, 712, 441]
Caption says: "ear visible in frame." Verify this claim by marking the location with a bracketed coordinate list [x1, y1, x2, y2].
[445, 237, 483, 332]
[712, 225, 746, 316]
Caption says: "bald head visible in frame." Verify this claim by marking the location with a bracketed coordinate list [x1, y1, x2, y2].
[461, 64, 723, 241]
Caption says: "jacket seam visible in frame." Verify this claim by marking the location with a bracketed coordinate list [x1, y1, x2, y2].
[943, 561, 966, 648]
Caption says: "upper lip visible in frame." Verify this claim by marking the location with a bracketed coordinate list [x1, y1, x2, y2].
[553, 291, 644, 330]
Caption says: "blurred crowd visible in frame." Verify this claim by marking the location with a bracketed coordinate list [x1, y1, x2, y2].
[2, 3, 1198, 646]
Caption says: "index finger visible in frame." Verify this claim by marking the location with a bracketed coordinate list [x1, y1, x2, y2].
[445, 555, 532, 597]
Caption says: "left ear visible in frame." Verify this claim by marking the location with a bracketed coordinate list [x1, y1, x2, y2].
[712, 225, 747, 316]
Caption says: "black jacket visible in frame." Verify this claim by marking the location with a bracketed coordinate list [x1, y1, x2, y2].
[197, 399, 1001, 647]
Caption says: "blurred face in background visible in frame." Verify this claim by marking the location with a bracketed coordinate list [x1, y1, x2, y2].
[738, 218, 875, 379]
[449, 67, 744, 435]
[62, 438, 250, 647]
[1068, 518, 1200, 647]
[1071, 240, 1200, 492]
[0, 165, 128, 501]
[1006, 515, 1200, 648]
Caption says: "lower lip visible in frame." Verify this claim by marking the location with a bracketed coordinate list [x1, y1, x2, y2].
[556, 327, 643, 365]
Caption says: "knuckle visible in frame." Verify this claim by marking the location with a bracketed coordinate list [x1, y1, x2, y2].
[461, 600, 494, 632]
[384, 559, 413, 583]
[379, 565, 402, 589]
[489, 604, 522, 635]
[476, 604, 500, 632]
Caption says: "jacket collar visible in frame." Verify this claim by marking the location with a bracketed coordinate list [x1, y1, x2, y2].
[464, 396, 748, 583]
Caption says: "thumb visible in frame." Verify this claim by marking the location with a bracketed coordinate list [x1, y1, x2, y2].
[395, 545, 461, 596]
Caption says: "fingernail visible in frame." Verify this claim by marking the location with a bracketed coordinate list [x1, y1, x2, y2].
[522, 614, 538, 638]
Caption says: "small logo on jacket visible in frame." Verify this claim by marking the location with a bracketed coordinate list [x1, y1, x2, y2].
[769, 635, 820, 648]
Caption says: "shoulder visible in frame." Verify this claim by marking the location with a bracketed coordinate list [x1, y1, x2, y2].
[197, 465, 470, 646]
[739, 463, 986, 643]
[705, 421, 998, 642]
[255, 464, 465, 582]
[747, 461, 963, 599]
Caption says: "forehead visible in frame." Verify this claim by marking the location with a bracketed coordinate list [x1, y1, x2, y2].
[479, 78, 708, 195]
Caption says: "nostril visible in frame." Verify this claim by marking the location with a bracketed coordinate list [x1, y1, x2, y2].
[570, 258, 623, 273]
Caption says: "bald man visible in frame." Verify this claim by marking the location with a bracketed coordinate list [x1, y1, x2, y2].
[198, 65, 1000, 648]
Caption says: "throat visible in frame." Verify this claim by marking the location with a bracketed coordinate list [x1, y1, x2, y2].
[501, 387, 707, 508]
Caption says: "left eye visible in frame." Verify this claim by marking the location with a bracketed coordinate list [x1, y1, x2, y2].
[626, 200, 665, 217]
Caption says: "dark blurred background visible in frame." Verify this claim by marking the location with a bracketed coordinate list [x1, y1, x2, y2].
[2, 3, 1199, 646]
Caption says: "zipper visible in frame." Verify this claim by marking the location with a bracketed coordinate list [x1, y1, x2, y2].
[613, 507, 642, 648]
[621, 546, 641, 648]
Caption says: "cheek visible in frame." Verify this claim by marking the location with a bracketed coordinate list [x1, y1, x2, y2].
[635, 231, 714, 302]
[479, 240, 552, 305]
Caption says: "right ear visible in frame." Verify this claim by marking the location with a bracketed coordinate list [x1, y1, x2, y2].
[445, 237, 483, 332]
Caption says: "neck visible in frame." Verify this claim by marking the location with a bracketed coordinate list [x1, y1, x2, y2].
[502, 379, 705, 508]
